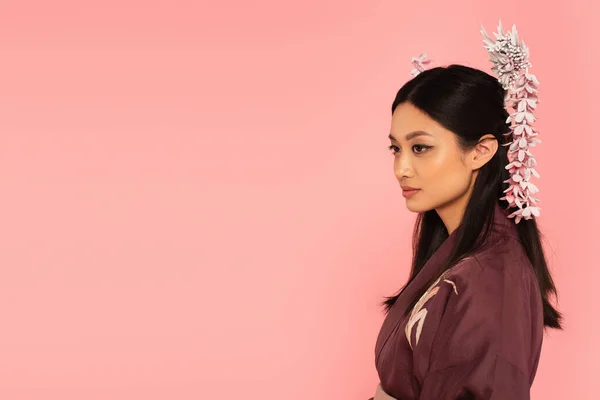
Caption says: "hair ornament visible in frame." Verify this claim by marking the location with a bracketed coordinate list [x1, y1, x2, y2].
[481, 21, 541, 223]
[410, 53, 433, 77]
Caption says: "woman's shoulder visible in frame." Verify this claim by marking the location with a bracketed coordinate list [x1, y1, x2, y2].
[447, 234, 536, 286]
[430, 244, 538, 320]
[437, 239, 542, 329]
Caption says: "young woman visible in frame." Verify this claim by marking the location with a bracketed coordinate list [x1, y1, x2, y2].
[371, 25, 562, 400]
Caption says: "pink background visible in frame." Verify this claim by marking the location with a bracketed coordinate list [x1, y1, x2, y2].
[0, 1, 597, 399]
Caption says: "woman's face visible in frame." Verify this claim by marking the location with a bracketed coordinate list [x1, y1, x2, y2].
[388, 102, 475, 216]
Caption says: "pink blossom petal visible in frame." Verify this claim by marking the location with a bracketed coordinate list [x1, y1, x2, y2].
[525, 112, 535, 123]
[529, 74, 539, 85]
[513, 173, 523, 182]
[519, 180, 528, 190]
[528, 182, 539, 193]
[519, 137, 528, 148]
[514, 125, 525, 136]
[511, 25, 518, 44]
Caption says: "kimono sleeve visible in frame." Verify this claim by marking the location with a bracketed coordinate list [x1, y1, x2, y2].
[418, 256, 536, 400]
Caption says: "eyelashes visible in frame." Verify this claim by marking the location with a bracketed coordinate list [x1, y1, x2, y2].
[413, 144, 433, 154]
[388, 144, 433, 155]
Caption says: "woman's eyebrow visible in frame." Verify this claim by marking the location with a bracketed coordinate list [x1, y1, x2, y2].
[388, 130, 434, 142]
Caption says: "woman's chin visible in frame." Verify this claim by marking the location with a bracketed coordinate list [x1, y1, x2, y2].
[405, 198, 436, 214]
[405, 200, 425, 213]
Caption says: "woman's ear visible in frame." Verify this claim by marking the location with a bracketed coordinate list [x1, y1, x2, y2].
[471, 134, 498, 170]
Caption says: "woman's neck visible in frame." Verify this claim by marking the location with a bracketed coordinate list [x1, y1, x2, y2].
[436, 189, 473, 234]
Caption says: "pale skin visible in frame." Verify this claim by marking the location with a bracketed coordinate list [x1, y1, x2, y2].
[388, 102, 499, 234]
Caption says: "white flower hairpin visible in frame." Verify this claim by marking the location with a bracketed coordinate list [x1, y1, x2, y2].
[410, 53, 433, 77]
[481, 21, 541, 223]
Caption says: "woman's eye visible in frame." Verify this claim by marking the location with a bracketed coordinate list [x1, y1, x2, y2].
[412, 145, 431, 154]
[387, 145, 400, 155]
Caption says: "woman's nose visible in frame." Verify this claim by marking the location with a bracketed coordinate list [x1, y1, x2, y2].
[395, 154, 414, 179]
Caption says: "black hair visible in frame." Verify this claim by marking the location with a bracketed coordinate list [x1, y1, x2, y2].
[383, 64, 562, 329]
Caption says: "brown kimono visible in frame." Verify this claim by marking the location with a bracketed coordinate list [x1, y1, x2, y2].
[373, 205, 544, 399]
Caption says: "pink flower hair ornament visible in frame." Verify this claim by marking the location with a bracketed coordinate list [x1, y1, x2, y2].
[409, 21, 541, 224]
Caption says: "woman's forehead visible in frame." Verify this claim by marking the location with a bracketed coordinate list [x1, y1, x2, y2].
[391, 103, 450, 141]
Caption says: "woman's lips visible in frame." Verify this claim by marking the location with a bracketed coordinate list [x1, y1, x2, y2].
[401, 187, 420, 198]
